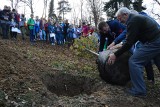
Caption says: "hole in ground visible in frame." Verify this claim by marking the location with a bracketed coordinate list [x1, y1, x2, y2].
[42, 73, 103, 97]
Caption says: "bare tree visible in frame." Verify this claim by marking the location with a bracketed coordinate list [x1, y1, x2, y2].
[48, 0, 55, 18]
[71, 4, 79, 25]
[151, 1, 160, 20]
[9, 0, 14, 9]
[20, 0, 35, 15]
[154, 0, 160, 5]
[57, 0, 72, 20]
[80, 0, 84, 23]
[42, 0, 48, 18]
[86, 0, 103, 27]
[8, 0, 21, 9]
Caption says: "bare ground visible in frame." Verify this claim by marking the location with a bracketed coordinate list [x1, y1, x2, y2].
[0, 36, 160, 107]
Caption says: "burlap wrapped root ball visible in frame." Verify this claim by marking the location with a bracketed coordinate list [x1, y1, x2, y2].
[97, 49, 131, 86]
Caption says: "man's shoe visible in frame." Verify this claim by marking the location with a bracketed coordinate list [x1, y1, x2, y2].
[125, 88, 146, 98]
[148, 80, 155, 85]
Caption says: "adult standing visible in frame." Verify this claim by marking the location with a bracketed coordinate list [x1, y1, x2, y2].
[27, 14, 35, 44]
[63, 19, 69, 42]
[19, 14, 26, 41]
[108, 7, 160, 97]
[35, 16, 40, 40]
[0, 6, 10, 39]
[82, 22, 89, 37]
[0, 9, 2, 36]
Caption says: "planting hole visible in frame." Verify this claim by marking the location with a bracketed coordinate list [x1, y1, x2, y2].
[42, 73, 103, 97]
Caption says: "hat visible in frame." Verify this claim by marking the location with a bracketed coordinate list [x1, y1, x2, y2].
[141, 4, 147, 10]
[133, 2, 147, 10]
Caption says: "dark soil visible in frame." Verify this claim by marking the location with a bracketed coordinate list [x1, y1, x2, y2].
[0, 36, 160, 107]
[42, 73, 104, 97]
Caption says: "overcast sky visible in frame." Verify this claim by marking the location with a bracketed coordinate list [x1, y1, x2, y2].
[0, 0, 160, 23]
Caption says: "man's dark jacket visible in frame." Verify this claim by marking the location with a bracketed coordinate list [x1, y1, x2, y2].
[115, 14, 160, 57]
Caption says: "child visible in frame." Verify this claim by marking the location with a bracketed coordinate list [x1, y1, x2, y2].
[67, 25, 74, 47]
[48, 21, 56, 45]
[35, 16, 40, 40]
[55, 23, 63, 45]
[10, 13, 17, 40]
[19, 14, 26, 40]
[27, 14, 35, 44]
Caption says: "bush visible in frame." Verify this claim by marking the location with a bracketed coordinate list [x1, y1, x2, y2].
[71, 35, 99, 58]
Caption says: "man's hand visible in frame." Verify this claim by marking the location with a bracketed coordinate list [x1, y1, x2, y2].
[4, 17, 8, 20]
[108, 53, 116, 65]
[110, 43, 122, 50]
[107, 42, 115, 49]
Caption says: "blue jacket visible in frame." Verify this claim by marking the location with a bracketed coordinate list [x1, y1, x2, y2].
[113, 29, 127, 44]
[67, 28, 74, 38]
[99, 19, 126, 52]
[107, 19, 126, 37]
[55, 26, 63, 34]
[48, 23, 55, 33]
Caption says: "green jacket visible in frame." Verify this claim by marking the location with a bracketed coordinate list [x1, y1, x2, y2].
[27, 18, 35, 30]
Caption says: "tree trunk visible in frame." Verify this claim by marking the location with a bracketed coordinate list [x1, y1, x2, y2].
[11, 0, 14, 9]
[80, 0, 83, 23]
[44, 0, 47, 19]
[31, 6, 34, 15]
[63, 11, 64, 21]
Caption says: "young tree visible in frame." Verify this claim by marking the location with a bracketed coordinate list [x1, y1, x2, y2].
[86, 0, 104, 27]
[48, 0, 54, 18]
[57, 0, 72, 20]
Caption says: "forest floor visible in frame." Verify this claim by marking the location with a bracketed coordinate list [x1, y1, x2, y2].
[0, 36, 160, 107]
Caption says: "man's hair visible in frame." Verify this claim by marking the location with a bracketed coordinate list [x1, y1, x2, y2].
[21, 14, 25, 17]
[98, 21, 107, 31]
[30, 14, 34, 17]
[115, 7, 131, 17]
[12, 9, 16, 12]
[82, 22, 86, 25]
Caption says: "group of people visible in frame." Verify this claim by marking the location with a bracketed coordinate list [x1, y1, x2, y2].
[0, 5, 26, 40]
[98, 6, 160, 97]
[0, 5, 96, 46]
[27, 15, 96, 46]
[1, 3, 160, 97]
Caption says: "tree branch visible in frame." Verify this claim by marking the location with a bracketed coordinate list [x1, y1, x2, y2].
[153, 0, 160, 5]
[151, 3, 160, 20]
